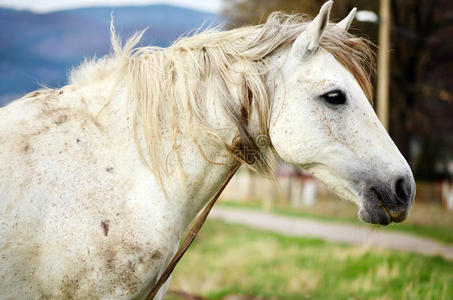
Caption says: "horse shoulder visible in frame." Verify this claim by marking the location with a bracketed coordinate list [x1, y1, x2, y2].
[0, 88, 175, 299]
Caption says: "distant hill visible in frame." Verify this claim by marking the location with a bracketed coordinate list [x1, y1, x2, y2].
[0, 5, 220, 106]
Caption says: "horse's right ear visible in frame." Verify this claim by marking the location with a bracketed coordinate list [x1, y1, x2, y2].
[337, 7, 357, 31]
[292, 0, 333, 58]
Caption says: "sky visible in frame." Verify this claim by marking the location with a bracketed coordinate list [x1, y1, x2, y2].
[0, 0, 223, 13]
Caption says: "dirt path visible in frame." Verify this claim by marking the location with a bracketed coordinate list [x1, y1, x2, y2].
[209, 207, 453, 260]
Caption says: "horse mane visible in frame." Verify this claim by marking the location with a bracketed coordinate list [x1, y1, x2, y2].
[69, 12, 375, 183]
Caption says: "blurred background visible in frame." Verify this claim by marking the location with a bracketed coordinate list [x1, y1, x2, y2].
[1, 0, 452, 299]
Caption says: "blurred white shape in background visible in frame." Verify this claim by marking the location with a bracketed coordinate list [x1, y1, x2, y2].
[356, 10, 379, 23]
[441, 180, 453, 211]
[302, 179, 317, 206]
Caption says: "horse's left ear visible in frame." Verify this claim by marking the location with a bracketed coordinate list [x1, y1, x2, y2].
[337, 7, 357, 31]
[292, 0, 333, 57]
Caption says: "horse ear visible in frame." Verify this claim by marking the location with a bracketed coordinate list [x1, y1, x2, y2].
[292, 0, 333, 57]
[337, 7, 357, 31]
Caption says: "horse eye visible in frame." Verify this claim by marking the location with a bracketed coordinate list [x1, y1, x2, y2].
[321, 90, 346, 105]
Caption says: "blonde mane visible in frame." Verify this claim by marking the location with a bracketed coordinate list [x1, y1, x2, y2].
[69, 12, 375, 182]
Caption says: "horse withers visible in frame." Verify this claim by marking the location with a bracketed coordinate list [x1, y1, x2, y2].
[0, 1, 415, 299]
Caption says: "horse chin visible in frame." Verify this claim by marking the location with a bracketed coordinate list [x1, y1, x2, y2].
[358, 206, 392, 225]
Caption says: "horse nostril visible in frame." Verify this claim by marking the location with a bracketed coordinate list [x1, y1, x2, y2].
[395, 177, 409, 200]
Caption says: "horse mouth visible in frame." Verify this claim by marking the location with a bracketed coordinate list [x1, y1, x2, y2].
[377, 195, 392, 224]
[358, 175, 416, 226]
[359, 206, 392, 226]
[358, 188, 400, 226]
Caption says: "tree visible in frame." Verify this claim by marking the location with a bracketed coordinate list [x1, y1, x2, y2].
[389, 0, 453, 180]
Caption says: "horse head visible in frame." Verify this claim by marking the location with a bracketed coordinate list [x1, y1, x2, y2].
[268, 1, 415, 225]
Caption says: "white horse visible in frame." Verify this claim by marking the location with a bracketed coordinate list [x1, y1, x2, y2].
[0, 1, 415, 299]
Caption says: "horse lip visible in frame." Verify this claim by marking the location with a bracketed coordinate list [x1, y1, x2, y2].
[374, 187, 409, 223]
[359, 204, 392, 225]
[377, 198, 393, 225]
[388, 210, 408, 223]
[359, 188, 394, 225]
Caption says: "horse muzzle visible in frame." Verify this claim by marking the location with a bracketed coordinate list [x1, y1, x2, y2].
[358, 175, 415, 225]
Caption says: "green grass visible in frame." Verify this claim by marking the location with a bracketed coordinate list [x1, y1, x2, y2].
[166, 220, 453, 300]
[218, 201, 453, 244]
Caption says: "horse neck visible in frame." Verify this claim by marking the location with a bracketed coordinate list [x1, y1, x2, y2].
[92, 64, 255, 236]
[143, 86, 244, 233]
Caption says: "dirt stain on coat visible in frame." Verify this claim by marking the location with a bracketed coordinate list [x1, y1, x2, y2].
[101, 220, 110, 237]
[54, 114, 69, 126]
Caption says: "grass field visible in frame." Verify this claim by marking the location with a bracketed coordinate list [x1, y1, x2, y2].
[164, 220, 453, 300]
[218, 200, 453, 244]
